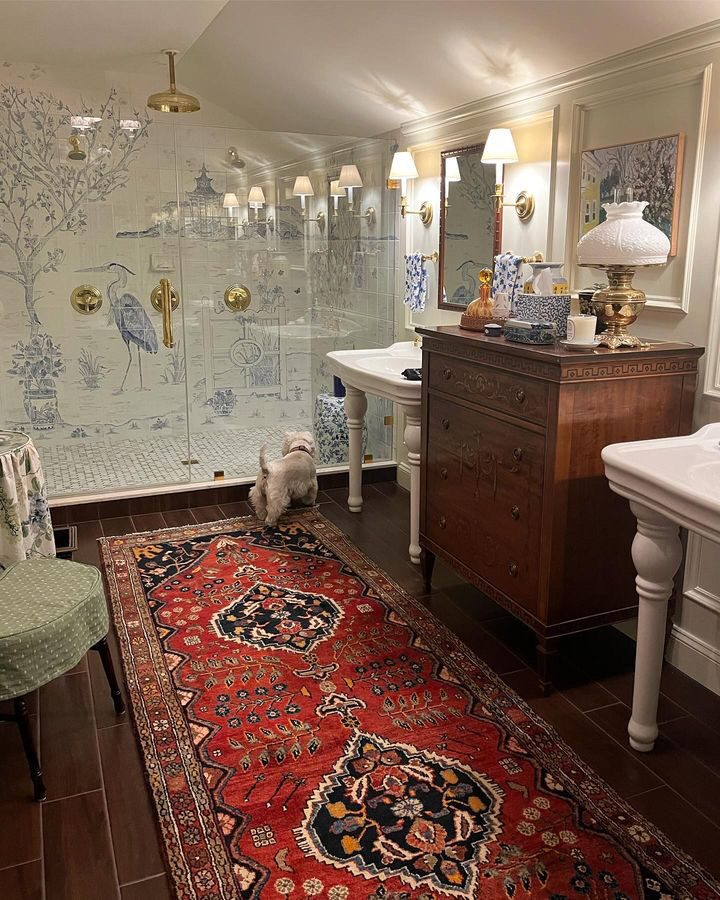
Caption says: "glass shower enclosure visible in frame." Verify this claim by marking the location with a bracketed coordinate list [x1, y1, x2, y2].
[0, 65, 397, 501]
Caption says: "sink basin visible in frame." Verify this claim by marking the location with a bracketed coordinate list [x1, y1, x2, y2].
[326, 341, 422, 405]
[602, 423, 720, 541]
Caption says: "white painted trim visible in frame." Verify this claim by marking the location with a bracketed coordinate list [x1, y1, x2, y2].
[682, 531, 720, 614]
[400, 20, 720, 142]
[667, 622, 720, 696]
[565, 63, 712, 313]
[703, 212, 720, 397]
[397, 460, 411, 492]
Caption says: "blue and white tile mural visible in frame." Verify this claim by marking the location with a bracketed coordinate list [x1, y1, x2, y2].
[0, 63, 397, 497]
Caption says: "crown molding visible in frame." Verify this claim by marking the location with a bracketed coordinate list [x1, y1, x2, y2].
[401, 19, 720, 143]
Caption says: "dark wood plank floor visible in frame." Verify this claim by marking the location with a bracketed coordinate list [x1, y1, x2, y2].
[2, 483, 720, 898]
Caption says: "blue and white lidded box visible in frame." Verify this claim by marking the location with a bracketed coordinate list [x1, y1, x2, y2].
[503, 318, 557, 344]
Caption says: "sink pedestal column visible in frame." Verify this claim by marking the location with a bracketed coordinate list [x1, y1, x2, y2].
[344, 386, 367, 513]
[402, 405, 421, 565]
[628, 501, 682, 752]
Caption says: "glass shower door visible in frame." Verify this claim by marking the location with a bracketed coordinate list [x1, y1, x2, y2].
[34, 116, 192, 497]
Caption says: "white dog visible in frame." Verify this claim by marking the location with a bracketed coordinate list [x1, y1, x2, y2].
[249, 431, 318, 526]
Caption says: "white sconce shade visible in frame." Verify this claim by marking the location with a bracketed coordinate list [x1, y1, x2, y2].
[330, 179, 345, 214]
[248, 186, 265, 207]
[223, 192, 239, 209]
[293, 175, 314, 213]
[338, 165, 362, 211]
[292, 176, 314, 197]
[445, 156, 461, 183]
[481, 129, 518, 163]
[388, 150, 419, 202]
[337, 165, 362, 189]
[388, 151, 419, 181]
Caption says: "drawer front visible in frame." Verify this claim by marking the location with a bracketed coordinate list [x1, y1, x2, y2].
[424, 395, 545, 612]
[428, 352, 548, 425]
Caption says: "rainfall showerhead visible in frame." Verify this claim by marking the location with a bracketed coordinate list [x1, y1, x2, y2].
[147, 50, 200, 114]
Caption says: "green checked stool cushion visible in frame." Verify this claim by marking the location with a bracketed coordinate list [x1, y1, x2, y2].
[0, 557, 109, 701]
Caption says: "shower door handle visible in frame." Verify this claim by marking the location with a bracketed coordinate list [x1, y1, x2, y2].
[150, 278, 180, 349]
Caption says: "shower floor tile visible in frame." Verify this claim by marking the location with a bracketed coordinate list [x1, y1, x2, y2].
[41, 423, 311, 498]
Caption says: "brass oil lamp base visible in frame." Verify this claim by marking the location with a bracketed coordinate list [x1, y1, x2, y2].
[581, 264, 653, 349]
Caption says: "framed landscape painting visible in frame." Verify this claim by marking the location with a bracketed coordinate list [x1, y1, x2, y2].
[579, 133, 684, 256]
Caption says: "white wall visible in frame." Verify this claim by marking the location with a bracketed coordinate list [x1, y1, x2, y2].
[391, 23, 720, 694]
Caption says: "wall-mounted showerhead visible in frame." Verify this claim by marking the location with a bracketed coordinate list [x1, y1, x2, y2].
[147, 51, 200, 114]
[67, 135, 86, 161]
[227, 147, 246, 169]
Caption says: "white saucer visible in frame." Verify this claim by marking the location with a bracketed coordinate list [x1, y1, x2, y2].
[560, 338, 601, 350]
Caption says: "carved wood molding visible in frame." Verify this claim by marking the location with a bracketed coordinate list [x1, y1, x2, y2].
[425, 340, 558, 380]
[561, 357, 700, 381]
[423, 337, 700, 384]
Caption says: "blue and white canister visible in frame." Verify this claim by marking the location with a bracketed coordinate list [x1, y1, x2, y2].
[513, 293, 572, 338]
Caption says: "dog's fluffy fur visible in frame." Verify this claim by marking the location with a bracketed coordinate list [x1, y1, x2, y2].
[249, 431, 318, 526]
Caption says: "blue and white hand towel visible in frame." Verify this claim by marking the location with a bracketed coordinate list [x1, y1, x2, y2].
[404, 252, 428, 312]
[491, 252, 524, 312]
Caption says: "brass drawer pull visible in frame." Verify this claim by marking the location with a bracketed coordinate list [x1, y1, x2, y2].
[511, 505, 520, 520]
[515, 388, 526, 404]
[508, 563, 519, 577]
[439, 516, 447, 529]
[443, 366, 452, 380]
[512, 447, 523, 462]
[441, 418, 449, 430]
[440, 467, 448, 480]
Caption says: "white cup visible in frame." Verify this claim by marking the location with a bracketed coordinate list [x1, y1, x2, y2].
[566, 314, 597, 344]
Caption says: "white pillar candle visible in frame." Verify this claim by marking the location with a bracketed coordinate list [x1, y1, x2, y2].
[566, 314, 597, 344]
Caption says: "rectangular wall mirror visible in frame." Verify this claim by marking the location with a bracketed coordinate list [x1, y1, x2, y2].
[438, 143, 502, 310]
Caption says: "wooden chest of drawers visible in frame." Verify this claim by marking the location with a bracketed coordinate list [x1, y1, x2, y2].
[418, 326, 703, 688]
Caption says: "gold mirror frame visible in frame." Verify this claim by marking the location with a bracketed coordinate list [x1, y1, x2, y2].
[438, 142, 503, 312]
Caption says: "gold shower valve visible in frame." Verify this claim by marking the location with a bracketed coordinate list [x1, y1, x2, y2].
[70, 284, 103, 314]
[224, 284, 251, 312]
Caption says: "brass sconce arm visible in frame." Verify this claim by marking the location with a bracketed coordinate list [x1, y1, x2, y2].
[493, 184, 535, 221]
[400, 196, 433, 226]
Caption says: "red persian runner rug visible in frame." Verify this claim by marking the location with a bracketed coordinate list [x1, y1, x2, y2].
[100, 511, 719, 900]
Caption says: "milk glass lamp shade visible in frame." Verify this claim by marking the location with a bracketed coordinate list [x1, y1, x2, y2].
[337, 165, 363, 189]
[445, 156, 461, 182]
[222, 192, 239, 208]
[576, 201, 670, 266]
[481, 129, 519, 164]
[248, 186, 265, 207]
[292, 176, 314, 197]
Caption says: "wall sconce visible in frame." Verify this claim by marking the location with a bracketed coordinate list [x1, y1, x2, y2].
[388, 151, 432, 226]
[293, 176, 324, 231]
[338, 165, 362, 211]
[330, 179, 345, 216]
[223, 192, 239, 219]
[444, 156, 461, 210]
[481, 128, 534, 220]
[248, 186, 265, 221]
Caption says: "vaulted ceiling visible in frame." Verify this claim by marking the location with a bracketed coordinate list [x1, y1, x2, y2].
[1, 0, 719, 137]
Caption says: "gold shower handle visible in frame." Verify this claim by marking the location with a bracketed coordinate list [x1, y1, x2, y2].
[150, 278, 180, 349]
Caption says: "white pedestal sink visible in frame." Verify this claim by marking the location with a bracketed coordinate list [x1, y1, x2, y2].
[326, 341, 422, 563]
[602, 423, 720, 752]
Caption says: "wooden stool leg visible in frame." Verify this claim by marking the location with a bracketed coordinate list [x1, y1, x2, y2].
[93, 637, 125, 715]
[14, 696, 46, 802]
